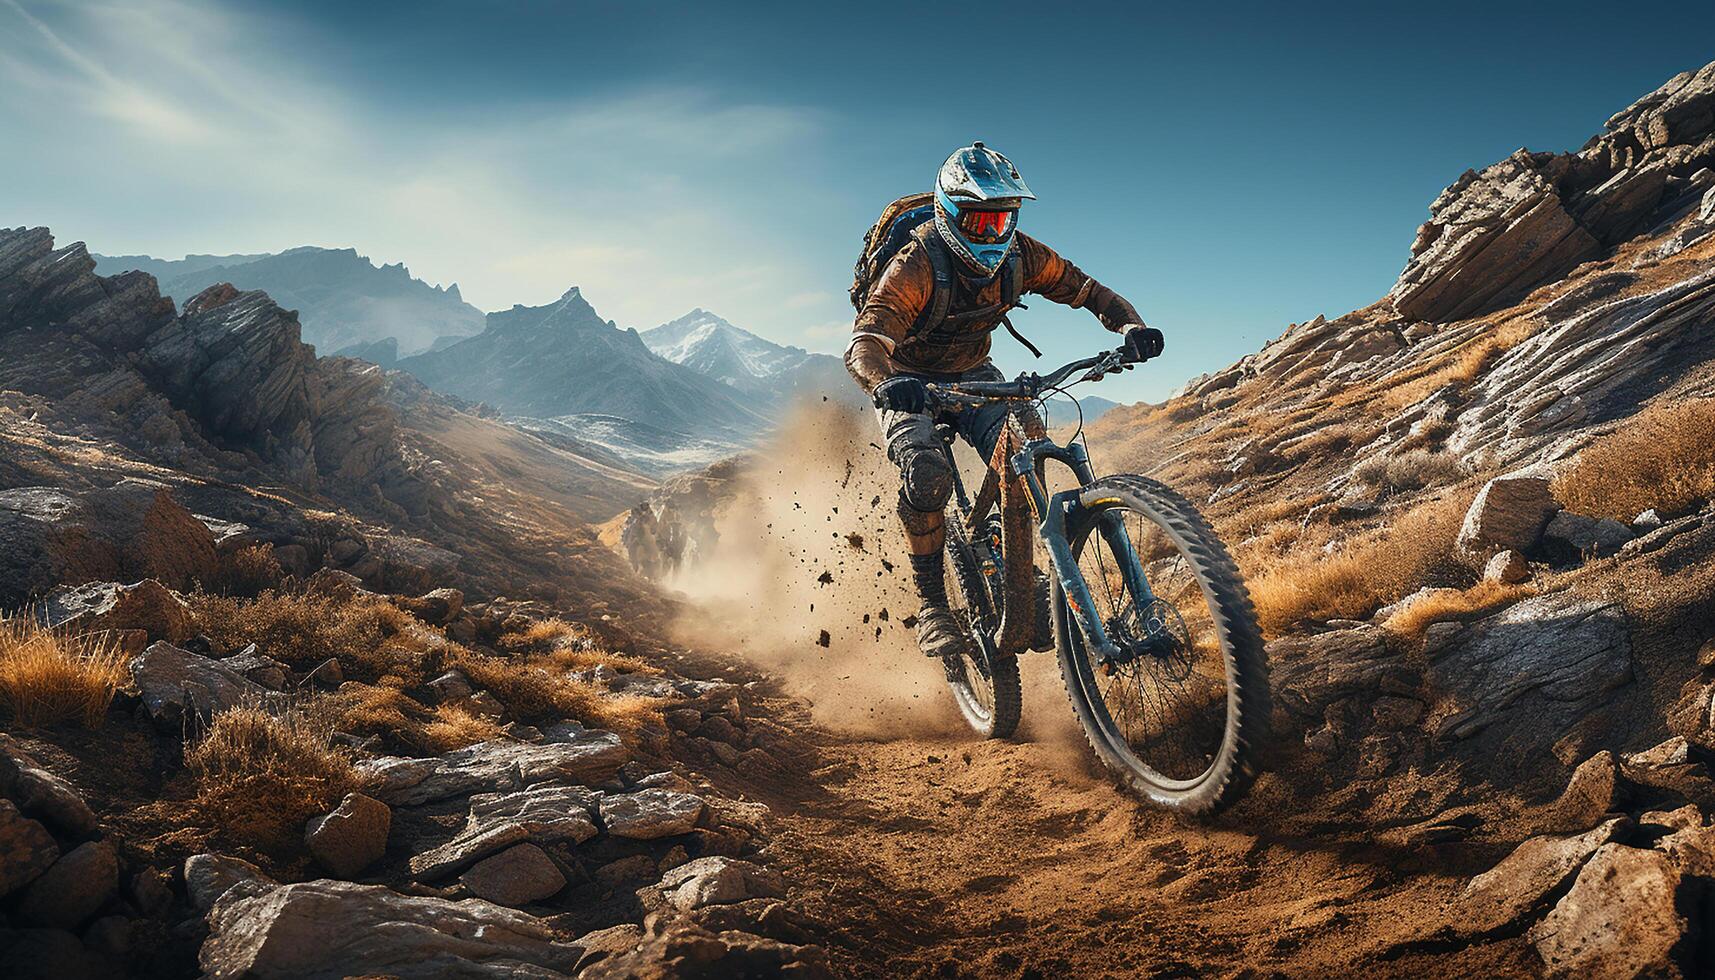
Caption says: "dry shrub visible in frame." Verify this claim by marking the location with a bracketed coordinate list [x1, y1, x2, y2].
[214, 544, 285, 597]
[187, 704, 355, 854]
[449, 650, 665, 736]
[1352, 449, 1469, 494]
[498, 617, 658, 675]
[1554, 398, 1715, 520]
[190, 589, 423, 683]
[1246, 492, 1471, 636]
[0, 615, 126, 727]
[1380, 581, 1531, 640]
[321, 682, 426, 743]
[422, 703, 505, 750]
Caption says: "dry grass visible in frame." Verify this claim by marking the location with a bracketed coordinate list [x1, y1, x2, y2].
[0, 615, 127, 727]
[422, 703, 505, 750]
[190, 589, 420, 683]
[497, 617, 659, 675]
[186, 704, 356, 854]
[1380, 580, 1532, 640]
[1246, 491, 1473, 636]
[1554, 398, 1715, 520]
[449, 650, 665, 736]
[1352, 449, 1469, 494]
[214, 544, 285, 597]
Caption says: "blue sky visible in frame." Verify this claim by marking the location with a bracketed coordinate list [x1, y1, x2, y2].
[3, 1, 1712, 400]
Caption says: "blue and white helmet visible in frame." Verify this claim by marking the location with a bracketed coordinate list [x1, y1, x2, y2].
[933, 141, 1035, 274]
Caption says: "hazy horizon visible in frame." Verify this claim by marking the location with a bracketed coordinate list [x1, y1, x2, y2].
[5, 0, 1712, 399]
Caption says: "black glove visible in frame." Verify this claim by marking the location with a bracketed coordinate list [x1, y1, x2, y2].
[872, 376, 928, 414]
[1121, 325, 1165, 363]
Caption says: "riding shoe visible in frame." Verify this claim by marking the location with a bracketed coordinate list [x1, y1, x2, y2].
[915, 604, 971, 659]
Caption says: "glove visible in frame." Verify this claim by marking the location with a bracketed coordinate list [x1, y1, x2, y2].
[872, 376, 928, 414]
[1121, 325, 1165, 363]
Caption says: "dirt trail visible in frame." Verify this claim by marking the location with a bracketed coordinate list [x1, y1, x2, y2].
[660, 402, 1538, 977]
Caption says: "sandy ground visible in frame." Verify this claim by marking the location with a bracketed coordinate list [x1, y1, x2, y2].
[655, 401, 1545, 977]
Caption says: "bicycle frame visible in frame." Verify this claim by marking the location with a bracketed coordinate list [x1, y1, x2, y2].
[1000, 431, 1155, 665]
[914, 345, 1163, 665]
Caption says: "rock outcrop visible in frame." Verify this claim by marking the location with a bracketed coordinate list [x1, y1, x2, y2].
[1391, 62, 1715, 322]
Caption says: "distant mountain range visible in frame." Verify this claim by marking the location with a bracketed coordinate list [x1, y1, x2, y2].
[92, 246, 483, 356]
[393, 288, 777, 474]
[642, 309, 864, 410]
[95, 246, 1124, 474]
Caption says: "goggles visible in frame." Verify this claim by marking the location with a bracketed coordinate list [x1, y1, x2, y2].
[955, 207, 1017, 244]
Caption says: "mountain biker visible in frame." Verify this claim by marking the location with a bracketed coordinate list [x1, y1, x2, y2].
[846, 142, 1165, 660]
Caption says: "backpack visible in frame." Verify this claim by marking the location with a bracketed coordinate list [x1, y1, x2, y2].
[850, 194, 1036, 356]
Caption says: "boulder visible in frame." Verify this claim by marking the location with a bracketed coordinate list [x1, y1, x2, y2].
[1456, 817, 1628, 936]
[304, 793, 391, 878]
[427, 669, 473, 703]
[1267, 627, 1414, 724]
[0, 925, 115, 980]
[358, 730, 627, 807]
[0, 743, 99, 839]
[1426, 593, 1632, 743]
[1541, 511, 1633, 561]
[1483, 549, 1532, 585]
[1529, 844, 1688, 978]
[600, 788, 706, 840]
[1455, 473, 1559, 557]
[578, 916, 829, 980]
[457, 844, 566, 906]
[409, 784, 600, 881]
[198, 879, 583, 978]
[395, 587, 464, 626]
[219, 645, 289, 690]
[1390, 152, 1600, 323]
[0, 482, 219, 606]
[35, 579, 196, 644]
[19, 841, 117, 929]
[127, 641, 270, 724]
[0, 800, 60, 896]
[184, 853, 278, 913]
[655, 856, 786, 913]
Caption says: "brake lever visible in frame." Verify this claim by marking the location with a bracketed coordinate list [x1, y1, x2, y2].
[1079, 349, 1127, 383]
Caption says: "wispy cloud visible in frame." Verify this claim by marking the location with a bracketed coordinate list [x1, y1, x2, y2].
[0, 0, 846, 346]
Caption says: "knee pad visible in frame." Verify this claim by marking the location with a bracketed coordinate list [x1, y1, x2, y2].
[896, 489, 946, 537]
[898, 449, 954, 514]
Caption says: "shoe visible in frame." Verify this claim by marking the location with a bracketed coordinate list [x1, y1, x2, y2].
[915, 604, 971, 659]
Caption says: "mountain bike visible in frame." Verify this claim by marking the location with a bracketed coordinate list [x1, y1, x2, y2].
[917, 345, 1270, 814]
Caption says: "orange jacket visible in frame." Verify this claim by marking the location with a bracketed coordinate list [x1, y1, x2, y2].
[845, 231, 1143, 391]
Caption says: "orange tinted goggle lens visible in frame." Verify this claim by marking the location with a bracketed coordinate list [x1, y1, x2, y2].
[959, 209, 1015, 239]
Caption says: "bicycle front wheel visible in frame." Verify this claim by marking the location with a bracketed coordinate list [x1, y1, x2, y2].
[1054, 474, 1269, 814]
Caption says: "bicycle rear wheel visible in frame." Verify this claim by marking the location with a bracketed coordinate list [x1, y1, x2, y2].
[1054, 474, 1269, 813]
[944, 525, 1021, 739]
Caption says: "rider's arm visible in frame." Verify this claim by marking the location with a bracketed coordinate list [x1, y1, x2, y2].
[1016, 233, 1147, 333]
[845, 244, 933, 393]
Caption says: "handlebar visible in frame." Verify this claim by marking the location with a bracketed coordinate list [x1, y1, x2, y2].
[919, 345, 1138, 409]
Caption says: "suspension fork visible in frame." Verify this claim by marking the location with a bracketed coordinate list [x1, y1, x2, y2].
[1011, 440, 1123, 664]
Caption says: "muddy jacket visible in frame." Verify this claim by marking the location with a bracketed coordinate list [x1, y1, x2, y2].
[845, 231, 1144, 392]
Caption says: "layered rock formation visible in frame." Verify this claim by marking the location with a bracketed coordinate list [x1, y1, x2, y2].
[1391, 62, 1715, 322]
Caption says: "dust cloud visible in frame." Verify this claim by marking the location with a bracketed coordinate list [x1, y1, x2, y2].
[665, 397, 1093, 755]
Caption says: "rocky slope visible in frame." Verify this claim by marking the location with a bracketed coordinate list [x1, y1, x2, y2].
[1, 227, 652, 608]
[95, 247, 484, 357]
[0, 226, 837, 977]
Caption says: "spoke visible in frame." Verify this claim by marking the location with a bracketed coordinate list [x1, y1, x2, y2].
[1076, 502, 1232, 784]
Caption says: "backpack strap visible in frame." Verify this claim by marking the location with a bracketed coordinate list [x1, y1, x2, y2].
[911, 224, 956, 337]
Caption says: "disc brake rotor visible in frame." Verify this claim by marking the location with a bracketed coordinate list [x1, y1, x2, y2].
[1103, 598, 1195, 682]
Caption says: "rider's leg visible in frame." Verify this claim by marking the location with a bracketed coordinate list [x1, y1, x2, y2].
[880, 406, 967, 657]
